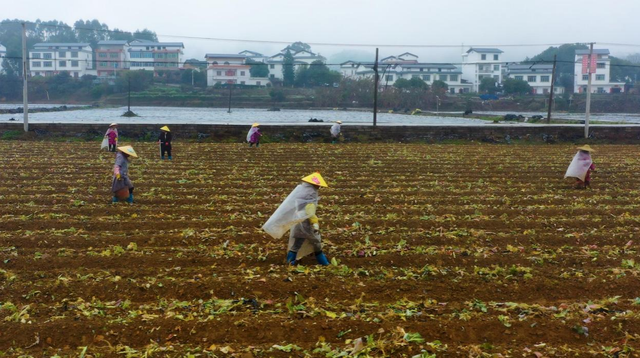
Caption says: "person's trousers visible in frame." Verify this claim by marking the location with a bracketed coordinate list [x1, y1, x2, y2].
[161, 143, 172, 158]
[290, 237, 322, 253]
[108, 144, 116, 152]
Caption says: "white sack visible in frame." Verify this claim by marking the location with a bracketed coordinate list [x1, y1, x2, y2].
[330, 123, 341, 137]
[262, 183, 319, 239]
[100, 137, 109, 151]
[247, 127, 259, 142]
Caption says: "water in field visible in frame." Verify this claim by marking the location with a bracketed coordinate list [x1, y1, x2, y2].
[1, 104, 639, 125]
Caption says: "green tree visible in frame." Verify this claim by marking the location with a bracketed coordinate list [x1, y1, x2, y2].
[431, 80, 448, 93]
[74, 19, 109, 49]
[395, 77, 428, 90]
[287, 41, 311, 53]
[282, 50, 295, 87]
[479, 77, 498, 94]
[116, 70, 154, 92]
[246, 58, 269, 77]
[180, 69, 207, 87]
[294, 60, 341, 87]
[269, 89, 286, 102]
[133, 29, 158, 42]
[503, 78, 532, 95]
[610, 56, 640, 83]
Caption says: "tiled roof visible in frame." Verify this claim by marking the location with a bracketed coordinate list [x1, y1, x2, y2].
[97, 41, 129, 45]
[467, 48, 503, 54]
[575, 49, 610, 55]
[33, 43, 90, 47]
[205, 54, 247, 59]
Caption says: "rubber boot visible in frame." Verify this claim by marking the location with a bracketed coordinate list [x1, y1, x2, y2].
[161, 155, 165, 160]
[168, 156, 172, 160]
[112, 196, 118, 203]
[315, 251, 330, 266]
[286, 251, 297, 265]
[126, 194, 134, 204]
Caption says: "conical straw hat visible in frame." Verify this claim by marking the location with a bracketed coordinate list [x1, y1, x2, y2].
[252, 123, 260, 127]
[117, 145, 138, 158]
[302, 172, 328, 188]
[577, 144, 595, 152]
[160, 126, 170, 132]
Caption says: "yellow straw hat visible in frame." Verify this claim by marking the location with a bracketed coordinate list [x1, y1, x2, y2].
[109, 123, 118, 127]
[336, 121, 342, 124]
[117, 145, 138, 158]
[302, 172, 328, 188]
[252, 123, 260, 127]
[160, 126, 170, 132]
[577, 145, 595, 153]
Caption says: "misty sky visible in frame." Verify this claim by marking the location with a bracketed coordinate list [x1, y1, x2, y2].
[4, 0, 640, 64]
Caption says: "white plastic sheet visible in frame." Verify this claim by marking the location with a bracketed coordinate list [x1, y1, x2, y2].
[262, 183, 320, 260]
[330, 123, 341, 137]
[247, 127, 259, 142]
[564, 151, 593, 181]
[100, 137, 109, 151]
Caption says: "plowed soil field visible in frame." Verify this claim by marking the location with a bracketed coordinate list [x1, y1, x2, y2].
[1, 142, 639, 357]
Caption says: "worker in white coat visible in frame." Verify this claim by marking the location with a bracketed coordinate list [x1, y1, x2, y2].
[262, 172, 330, 266]
[330, 121, 342, 144]
[564, 145, 596, 189]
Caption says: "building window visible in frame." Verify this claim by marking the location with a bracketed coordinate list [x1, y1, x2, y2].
[43, 61, 52, 67]
[481, 54, 486, 60]
[422, 75, 430, 81]
[58, 51, 66, 58]
[71, 52, 78, 58]
[34, 72, 40, 76]
[439, 74, 448, 81]
[596, 74, 605, 81]
[540, 76, 550, 82]
[43, 53, 52, 59]
[597, 54, 603, 59]
[99, 53, 107, 58]
[59, 61, 66, 67]
[515, 75, 523, 81]
[494, 54, 499, 61]
[270, 64, 275, 69]
[240, 71, 245, 76]
[270, 74, 275, 78]
[256, 81, 261, 86]
[32, 61, 41, 67]
[419, 68, 423, 72]
[582, 75, 589, 81]
[71, 60, 79, 67]
[110, 53, 118, 58]
[216, 71, 222, 76]
[385, 75, 393, 82]
[527, 76, 536, 82]
[450, 74, 458, 81]
[597, 63, 605, 69]
[597, 87, 604, 93]
[493, 65, 499, 71]
[32, 53, 41, 59]
[100, 62, 108, 67]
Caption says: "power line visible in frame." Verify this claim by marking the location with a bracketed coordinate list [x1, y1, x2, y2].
[24, 22, 597, 49]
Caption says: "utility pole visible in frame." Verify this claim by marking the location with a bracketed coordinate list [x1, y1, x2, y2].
[127, 76, 131, 112]
[585, 43, 594, 139]
[191, 69, 194, 86]
[373, 48, 379, 127]
[227, 83, 232, 113]
[22, 22, 28, 132]
[547, 54, 557, 124]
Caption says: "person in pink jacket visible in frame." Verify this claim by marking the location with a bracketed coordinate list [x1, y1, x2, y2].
[105, 123, 118, 152]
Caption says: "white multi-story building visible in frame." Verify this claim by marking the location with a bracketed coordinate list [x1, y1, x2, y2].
[462, 48, 503, 92]
[0, 43, 6, 73]
[265, 47, 326, 81]
[128, 40, 184, 74]
[239, 50, 268, 63]
[95, 40, 130, 77]
[574, 49, 625, 94]
[340, 60, 359, 78]
[504, 63, 564, 95]
[351, 53, 472, 93]
[29, 43, 94, 78]
[204, 54, 268, 86]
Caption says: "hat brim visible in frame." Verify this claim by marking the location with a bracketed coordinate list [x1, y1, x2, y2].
[577, 146, 595, 152]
